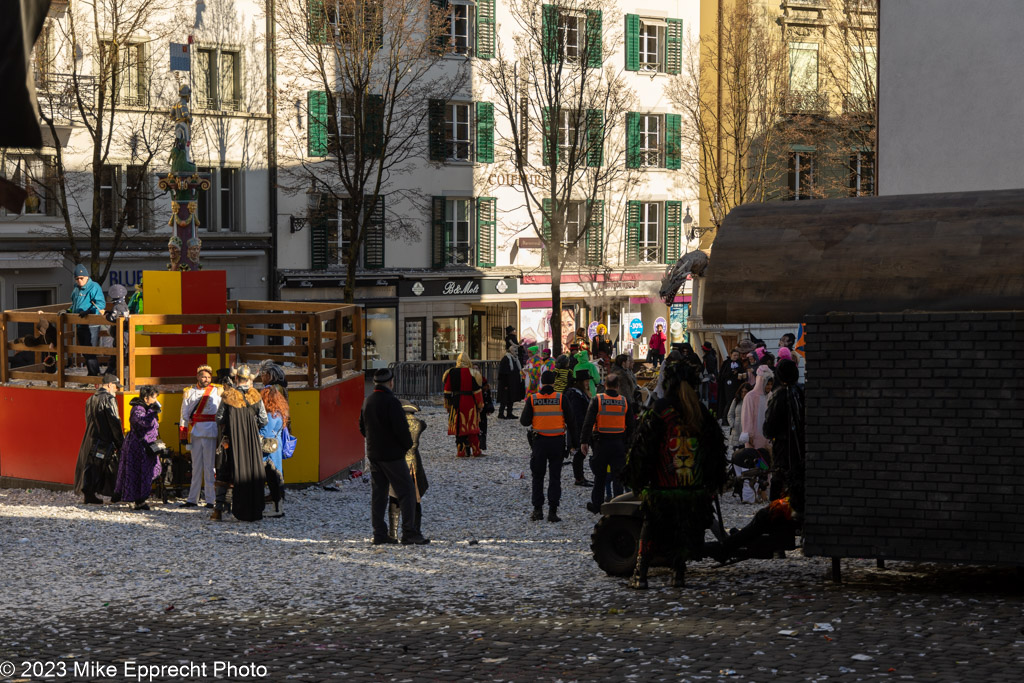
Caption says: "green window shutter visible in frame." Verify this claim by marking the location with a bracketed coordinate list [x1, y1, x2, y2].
[625, 112, 640, 169]
[542, 107, 555, 166]
[431, 0, 450, 54]
[428, 99, 446, 162]
[585, 199, 604, 267]
[666, 18, 683, 75]
[308, 90, 328, 157]
[586, 109, 603, 167]
[625, 200, 641, 265]
[542, 5, 557, 64]
[363, 195, 385, 269]
[625, 14, 640, 72]
[666, 113, 681, 169]
[476, 197, 497, 268]
[586, 9, 603, 69]
[476, 0, 496, 59]
[364, 94, 384, 157]
[308, 0, 329, 45]
[541, 197, 552, 265]
[431, 196, 447, 268]
[476, 102, 494, 163]
[311, 212, 329, 270]
[664, 201, 682, 264]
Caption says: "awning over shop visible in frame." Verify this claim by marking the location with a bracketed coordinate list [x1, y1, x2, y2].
[0, 251, 63, 269]
[703, 188, 1024, 324]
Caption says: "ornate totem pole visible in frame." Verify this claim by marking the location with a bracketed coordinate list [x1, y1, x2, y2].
[159, 85, 210, 271]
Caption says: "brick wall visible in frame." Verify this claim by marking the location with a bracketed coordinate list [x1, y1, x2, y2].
[802, 312, 1024, 565]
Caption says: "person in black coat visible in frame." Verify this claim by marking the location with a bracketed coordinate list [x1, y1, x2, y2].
[564, 369, 592, 487]
[73, 374, 126, 504]
[360, 368, 429, 545]
[717, 348, 743, 425]
[497, 345, 524, 418]
[762, 359, 806, 516]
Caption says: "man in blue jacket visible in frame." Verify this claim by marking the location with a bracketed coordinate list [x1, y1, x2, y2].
[359, 368, 429, 545]
[69, 264, 105, 376]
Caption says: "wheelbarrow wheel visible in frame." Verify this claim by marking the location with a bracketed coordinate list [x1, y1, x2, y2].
[591, 514, 642, 577]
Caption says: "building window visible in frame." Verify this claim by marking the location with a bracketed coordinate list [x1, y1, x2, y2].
[125, 165, 149, 231]
[639, 114, 661, 167]
[562, 200, 584, 261]
[335, 95, 356, 154]
[445, 103, 472, 161]
[789, 152, 814, 200]
[102, 41, 147, 107]
[850, 151, 875, 197]
[195, 166, 241, 231]
[638, 18, 665, 71]
[639, 202, 661, 263]
[100, 165, 117, 228]
[192, 47, 241, 111]
[0, 154, 56, 217]
[433, 316, 468, 361]
[848, 45, 877, 111]
[788, 41, 819, 94]
[557, 109, 581, 155]
[446, 198, 473, 264]
[558, 11, 584, 61]
[449, 1, 474, 55]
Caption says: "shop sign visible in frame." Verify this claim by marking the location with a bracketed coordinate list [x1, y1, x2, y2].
[107, 269, 144, 287]
[587, 321, 599, 339]
[628, 316, 644, 338]
[486, 170, 547, 187]
[400, 278, 518, 298]
[655, 316, 667, 331]
[518, 238, 543, 249]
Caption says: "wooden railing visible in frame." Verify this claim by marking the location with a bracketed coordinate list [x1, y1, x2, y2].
[0, 300, 362, 391]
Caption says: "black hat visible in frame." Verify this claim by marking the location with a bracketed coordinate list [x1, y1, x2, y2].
[100, 373, 122, 389]
[776, 358, 799, 385]
[108, 284, 128, 300]
[701, 341, 713, 351]
[374, 368, 394, 383]
[540, 370, 556, 385]
[505, 325, 515, 332]
[574, 369, 591, 381]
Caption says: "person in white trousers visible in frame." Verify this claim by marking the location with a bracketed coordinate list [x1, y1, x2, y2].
[179, 365, 222, 507]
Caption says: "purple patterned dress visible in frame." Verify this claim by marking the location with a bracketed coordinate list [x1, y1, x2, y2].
[114, 398, 163, 503]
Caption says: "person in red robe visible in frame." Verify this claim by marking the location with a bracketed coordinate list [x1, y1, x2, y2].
[442, 353, 485, 458]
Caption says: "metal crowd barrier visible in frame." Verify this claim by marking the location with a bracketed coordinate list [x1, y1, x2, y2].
[389, 360, 502, 400]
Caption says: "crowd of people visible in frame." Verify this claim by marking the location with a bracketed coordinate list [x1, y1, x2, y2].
[74, 360, 295, 523]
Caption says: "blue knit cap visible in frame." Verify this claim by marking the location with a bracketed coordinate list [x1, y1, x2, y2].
[74, 264, 88, 278]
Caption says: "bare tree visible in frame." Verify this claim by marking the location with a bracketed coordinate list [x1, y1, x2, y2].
[667, 0, 788, 241]
[277, 0, 467, 302]
[480, 0, 635, 356]
[32, 0, 176, 283]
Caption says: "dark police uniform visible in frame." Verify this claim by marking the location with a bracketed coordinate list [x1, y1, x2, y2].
[520, 385, 579, 519]
[582, 390, 635, 512]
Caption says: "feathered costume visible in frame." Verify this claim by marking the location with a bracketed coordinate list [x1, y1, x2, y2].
[442, 353, 484, 458]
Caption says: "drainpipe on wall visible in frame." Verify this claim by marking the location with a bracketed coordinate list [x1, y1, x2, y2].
[267, 0, 278, 300]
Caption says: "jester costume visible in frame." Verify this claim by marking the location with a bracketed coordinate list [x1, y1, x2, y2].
[442, 354, 485, 458]
[623, 361, 727, 588]
[523, 346, 544, 395]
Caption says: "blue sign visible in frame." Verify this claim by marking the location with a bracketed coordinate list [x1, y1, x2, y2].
[170, 43, 191, 71]
[629, 317, 644, 338]
[108, 269, 144, 287]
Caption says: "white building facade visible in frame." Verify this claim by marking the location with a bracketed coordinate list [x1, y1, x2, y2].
[274, 0, 703, 367]
[0, 0, 273, 326]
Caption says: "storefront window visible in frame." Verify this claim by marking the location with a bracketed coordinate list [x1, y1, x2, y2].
[364, 307, 396, 369]
[670, 302, 689, 346]
[433, 316, 468, 361]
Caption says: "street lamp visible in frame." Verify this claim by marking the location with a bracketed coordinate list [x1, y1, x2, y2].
[684, 205, 714, 243]
[290, 182, 325, 233]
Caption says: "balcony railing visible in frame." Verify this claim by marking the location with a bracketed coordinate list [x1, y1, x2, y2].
[785, 90, 830, 114]
[35, 72, 96, 124]
[842, 93, 875, 115]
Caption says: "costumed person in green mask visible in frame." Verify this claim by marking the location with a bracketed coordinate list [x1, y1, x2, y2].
[574, 349, 600, 398]
[622, 359, 727, 589]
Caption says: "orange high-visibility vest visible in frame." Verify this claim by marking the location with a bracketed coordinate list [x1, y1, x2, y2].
[595, 393, 627, 434]
[531, 392, 565, 437]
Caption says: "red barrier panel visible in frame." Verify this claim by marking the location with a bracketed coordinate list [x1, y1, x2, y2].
[0, 386, 123, 486]
[319, 375, 365, 481]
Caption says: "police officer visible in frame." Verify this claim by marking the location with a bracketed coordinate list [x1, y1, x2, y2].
[520, 370, 578, 522]
[581, 373, 636, 514]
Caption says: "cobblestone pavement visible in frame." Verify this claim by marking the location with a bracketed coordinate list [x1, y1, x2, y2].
[2, 407, 1022, 682]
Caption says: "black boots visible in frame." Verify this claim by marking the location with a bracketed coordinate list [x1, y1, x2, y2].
[530, 507, 544, 521]
[547, 507, 561, 522]
[628, 554, 650, 590]
[671, 564, 686, 588]
[388, 502, 401, 542]
[83, 493, 103, 505]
